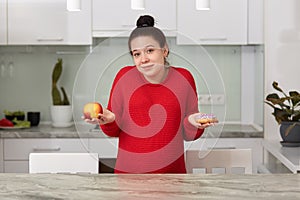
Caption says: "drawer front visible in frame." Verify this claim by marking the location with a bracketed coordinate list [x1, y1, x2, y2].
[4, 161, 29, 173]
[4, 138, 89, 160]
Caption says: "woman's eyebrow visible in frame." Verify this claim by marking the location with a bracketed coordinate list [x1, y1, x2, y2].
[131, 44, 156, 52]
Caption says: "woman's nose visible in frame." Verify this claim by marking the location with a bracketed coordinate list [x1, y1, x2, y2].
[140, 53, 149, 63]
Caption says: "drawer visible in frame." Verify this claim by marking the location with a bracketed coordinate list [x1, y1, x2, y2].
[4, 138, 89, 160]
[4, 161, 29, 173]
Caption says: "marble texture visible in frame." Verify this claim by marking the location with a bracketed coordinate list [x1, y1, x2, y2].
[0, 174, 299, 200]
[0, 123, 263, 138]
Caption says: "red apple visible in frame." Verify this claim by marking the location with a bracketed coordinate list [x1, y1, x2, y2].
[83, 102, 103, 119]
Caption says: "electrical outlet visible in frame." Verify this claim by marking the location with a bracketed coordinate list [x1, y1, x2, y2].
[198, 94, 211, 105]
[198, 94, 225, 105]
[211, 94, 225, 105]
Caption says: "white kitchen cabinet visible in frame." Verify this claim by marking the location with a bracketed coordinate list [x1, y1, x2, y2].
[3, 138, 89, 173]
[0, 0, 6, 45]
[248, 0, 264, 44]
[89, 138, 119, 159]
[185, 138, 263, 173]
[7, 0, 92, 45]
[0, 139, 3, 172]
[92, 0, 176, 37]
[177, 0, 248, 45]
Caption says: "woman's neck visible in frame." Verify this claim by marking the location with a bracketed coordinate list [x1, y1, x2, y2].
[144, 67, 170, 84]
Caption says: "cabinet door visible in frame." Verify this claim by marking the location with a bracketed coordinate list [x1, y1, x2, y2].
[0, 0, 6, 45]
[7, 0, 92, 45]
[248, 0, 264, 44]
[92, 0, 176, 37]
[89, 138, 118, 158]
[0, 139, 3, 172]
[177, 0, 248, 45]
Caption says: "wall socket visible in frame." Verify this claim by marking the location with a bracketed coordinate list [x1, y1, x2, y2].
[198, 94, 225, 105]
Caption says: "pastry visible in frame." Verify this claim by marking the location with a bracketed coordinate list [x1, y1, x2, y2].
[195, 113, 218, 124]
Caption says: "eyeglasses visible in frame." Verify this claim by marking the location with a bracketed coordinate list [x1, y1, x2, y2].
[130, 47, 164, 59]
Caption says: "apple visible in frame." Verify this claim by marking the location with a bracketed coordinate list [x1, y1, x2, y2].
[83, 102, 103, 119]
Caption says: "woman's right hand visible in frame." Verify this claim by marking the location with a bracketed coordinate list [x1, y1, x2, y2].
[83, 107, 115, 125]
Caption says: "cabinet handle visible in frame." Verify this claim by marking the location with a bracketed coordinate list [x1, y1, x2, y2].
[36, 38, 64, 42]
[199, 37, 227, 41]
[33, 147, 61, 151]
[207, 146, 236, 149]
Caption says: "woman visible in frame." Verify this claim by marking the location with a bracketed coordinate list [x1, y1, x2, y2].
[85, 15, 216, 173]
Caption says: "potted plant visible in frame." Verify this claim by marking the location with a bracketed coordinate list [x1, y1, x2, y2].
[265, 81, 300, 145]
[50, 58, 73, 127]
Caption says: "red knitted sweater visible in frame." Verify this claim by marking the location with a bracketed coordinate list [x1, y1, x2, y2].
[100, 66, 204, 173]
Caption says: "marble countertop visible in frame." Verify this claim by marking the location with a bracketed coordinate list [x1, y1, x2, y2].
[0, 123, 263, 139]
[0, 174, 299, 200]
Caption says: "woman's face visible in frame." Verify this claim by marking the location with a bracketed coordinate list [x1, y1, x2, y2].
[130, 36, 168, 81]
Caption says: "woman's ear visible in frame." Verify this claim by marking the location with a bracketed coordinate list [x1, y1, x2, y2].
[163, 45, 169, 57]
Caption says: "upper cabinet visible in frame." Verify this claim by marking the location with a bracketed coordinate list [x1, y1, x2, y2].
[177, 0, 248, 45]
[7, 0, 92, 45]
[248, 0, 264, 44]
[92, 0, 177, 37]
[0, 0, 7, 45]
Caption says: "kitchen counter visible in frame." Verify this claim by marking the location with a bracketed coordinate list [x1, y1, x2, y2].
[0, 174, 299, 200]
[262, 140, 300, 174]
[0, 123, 263, 138]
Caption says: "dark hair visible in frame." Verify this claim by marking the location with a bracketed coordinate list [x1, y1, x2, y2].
[128, 15, 168, 53]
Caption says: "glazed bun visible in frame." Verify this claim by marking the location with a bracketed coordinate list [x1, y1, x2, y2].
[136, 15, 155, 28]
[195, 113, 218, 124]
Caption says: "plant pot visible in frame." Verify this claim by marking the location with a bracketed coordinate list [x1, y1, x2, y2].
[50, 105, 73, 128]
[279, 121, 300, 143]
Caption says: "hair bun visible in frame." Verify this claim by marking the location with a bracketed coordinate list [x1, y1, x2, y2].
[136, 15, 155, 28]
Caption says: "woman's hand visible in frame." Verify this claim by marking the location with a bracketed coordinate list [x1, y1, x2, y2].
[188, 113, 218, 129]
[83, 107, 115, 125]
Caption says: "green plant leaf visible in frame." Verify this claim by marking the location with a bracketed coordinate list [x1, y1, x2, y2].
[273, 108, 290, 124]
[272, 81, 283, 92]
[289, 91, 300, 108]
[61, 87, 70, 105]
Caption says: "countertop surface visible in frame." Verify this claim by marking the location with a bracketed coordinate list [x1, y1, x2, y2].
[262, 140, 300, 174]
[0, 123, 263, 139]
[0, 174, 299, 200]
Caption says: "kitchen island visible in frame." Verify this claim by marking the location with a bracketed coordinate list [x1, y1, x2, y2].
[0, 173, 299, 199]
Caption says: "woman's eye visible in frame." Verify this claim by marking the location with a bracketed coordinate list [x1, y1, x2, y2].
[133, 52, 140, 57]
[146, 49, 154, 54]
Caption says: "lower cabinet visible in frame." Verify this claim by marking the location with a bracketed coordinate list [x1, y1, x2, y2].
[3, 138, 89, 173]
[89, 138, 118, 173]
[0, 139, 3, 172]
[1, 137, 262, 173]
[185, 138, 263, 174]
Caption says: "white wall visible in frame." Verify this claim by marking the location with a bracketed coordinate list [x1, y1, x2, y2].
[264, 0, 300, 140]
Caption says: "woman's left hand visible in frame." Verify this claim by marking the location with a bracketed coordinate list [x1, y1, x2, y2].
[188, 113, 218, 129]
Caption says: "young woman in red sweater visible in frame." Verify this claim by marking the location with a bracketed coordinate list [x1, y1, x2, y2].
[85, 15, 217, 173]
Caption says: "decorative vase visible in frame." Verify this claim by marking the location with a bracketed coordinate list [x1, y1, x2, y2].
[50, 105, 73, 128]
[279, 121, 300, 145]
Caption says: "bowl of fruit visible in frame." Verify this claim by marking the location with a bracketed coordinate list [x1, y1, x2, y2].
[1, 110, 30, 129]
[4, 110, 25, 121]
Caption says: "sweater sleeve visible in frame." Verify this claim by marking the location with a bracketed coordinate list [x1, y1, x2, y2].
[99, 67, 133, 137]
[178, 68, 205, 141]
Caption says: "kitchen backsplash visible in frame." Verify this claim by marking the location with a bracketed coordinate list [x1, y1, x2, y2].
[0, 38, 264, 125]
